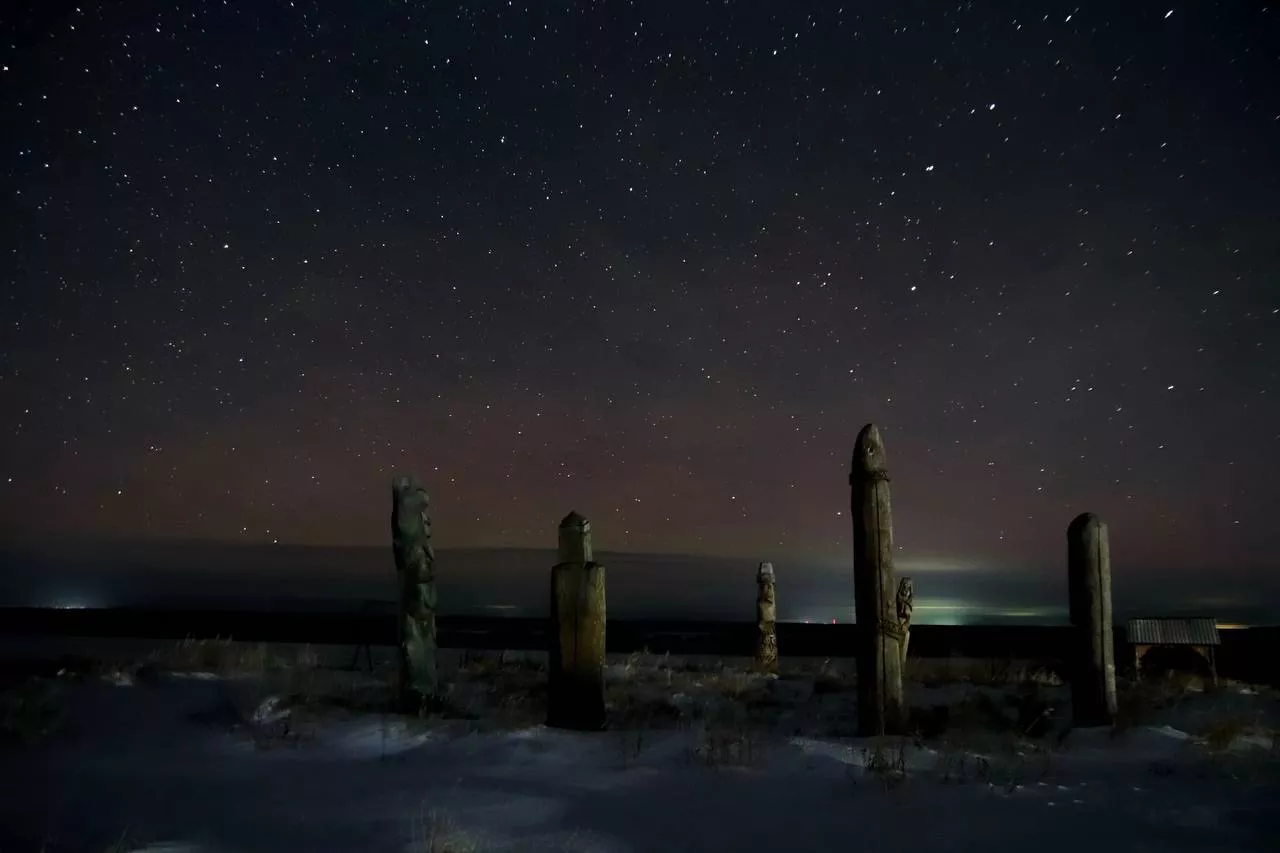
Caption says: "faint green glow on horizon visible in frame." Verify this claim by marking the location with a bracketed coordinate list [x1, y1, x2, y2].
[896, 558, 991, 573]
[786, 597, 1071, 625]
[907, 599, 1066, 625]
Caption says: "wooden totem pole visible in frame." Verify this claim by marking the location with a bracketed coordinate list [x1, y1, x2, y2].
[755, 561, 778, 672]
[391, 475, 438, 711]
[850, 424, 907, 736]
[547, 511, 607, 730]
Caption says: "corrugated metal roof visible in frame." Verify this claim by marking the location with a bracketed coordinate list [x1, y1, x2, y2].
[1125, 617, 1221, 646]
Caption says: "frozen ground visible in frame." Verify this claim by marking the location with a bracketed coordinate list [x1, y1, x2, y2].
[1, 640, 1278, 853]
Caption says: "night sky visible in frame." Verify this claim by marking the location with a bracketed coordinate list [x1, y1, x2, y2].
[2, 3, 1278, 592]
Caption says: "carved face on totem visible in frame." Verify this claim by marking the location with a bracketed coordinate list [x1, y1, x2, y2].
[393, 477, 430, 540]
[757, 562, 776, 604]
[852, 423, 888, 475]
[896, 577, 914, 620]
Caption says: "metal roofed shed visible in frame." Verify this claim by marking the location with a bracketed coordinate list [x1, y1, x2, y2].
[1125, 617, 1221, 684]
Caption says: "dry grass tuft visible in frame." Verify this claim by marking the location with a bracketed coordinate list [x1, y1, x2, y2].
[931, 736, 990, 784]
[1111, 674, 1199, 735]
[411, 808, 480, 853]
[811, 662, 851, 695]
[484, 682, 546, 731]
[1197, 713, 1275, 753]
[907, 657, 1063, 688]
[165, 641, 391, 749]
[607, 685, 682, 730]
[1202, 715, 1249, 752]
[682, 699, 767, 768]
[445, 655, 546, 732]
[689, 721, 763, 768]
[908, 683, 1057, 742]
[147, 637, 322, 680]
[859, 736, 909, 790]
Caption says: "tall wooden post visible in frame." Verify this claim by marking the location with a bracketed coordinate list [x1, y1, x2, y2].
[548, 511, 607, 730]
[755, 561, 778, 672]
[391, 475, 438, 710]
[850, 424, 906, 736]
[1067, 512, 1117, 726]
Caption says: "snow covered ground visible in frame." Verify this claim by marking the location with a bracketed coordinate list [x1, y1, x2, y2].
[1, 640, 1277, 852]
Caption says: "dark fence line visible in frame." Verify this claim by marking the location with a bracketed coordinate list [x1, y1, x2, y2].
[2, 607, 1276, 685]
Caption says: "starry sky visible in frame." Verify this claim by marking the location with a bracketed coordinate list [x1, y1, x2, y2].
[2, 2, 1278, 597]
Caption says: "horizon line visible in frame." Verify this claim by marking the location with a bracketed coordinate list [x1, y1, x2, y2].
[7, 603, 1269, 630]
[5, 534, 1274, 577]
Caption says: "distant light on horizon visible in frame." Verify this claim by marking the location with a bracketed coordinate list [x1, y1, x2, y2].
[41, 589, 106, 610]
[785, 599, 1070, 626]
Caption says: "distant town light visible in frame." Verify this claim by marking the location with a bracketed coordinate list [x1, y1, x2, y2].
[49, 595, 96, 610]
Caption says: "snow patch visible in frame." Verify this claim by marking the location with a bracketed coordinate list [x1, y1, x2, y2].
[319, 716, 436, 757]
[5, 647, 1277, 853]
[248, 695, 290, 726]
[1149, 724, 1194, 741]
[166, 671, 222, 681]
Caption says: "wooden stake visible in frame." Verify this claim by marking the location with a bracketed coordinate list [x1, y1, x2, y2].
[1067, 512, 1117, 726]
[756, 561, 778, 672]
[391, 475, 438, 710]
[548, 511, 607, 730]
[850, 424, 906, 736]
